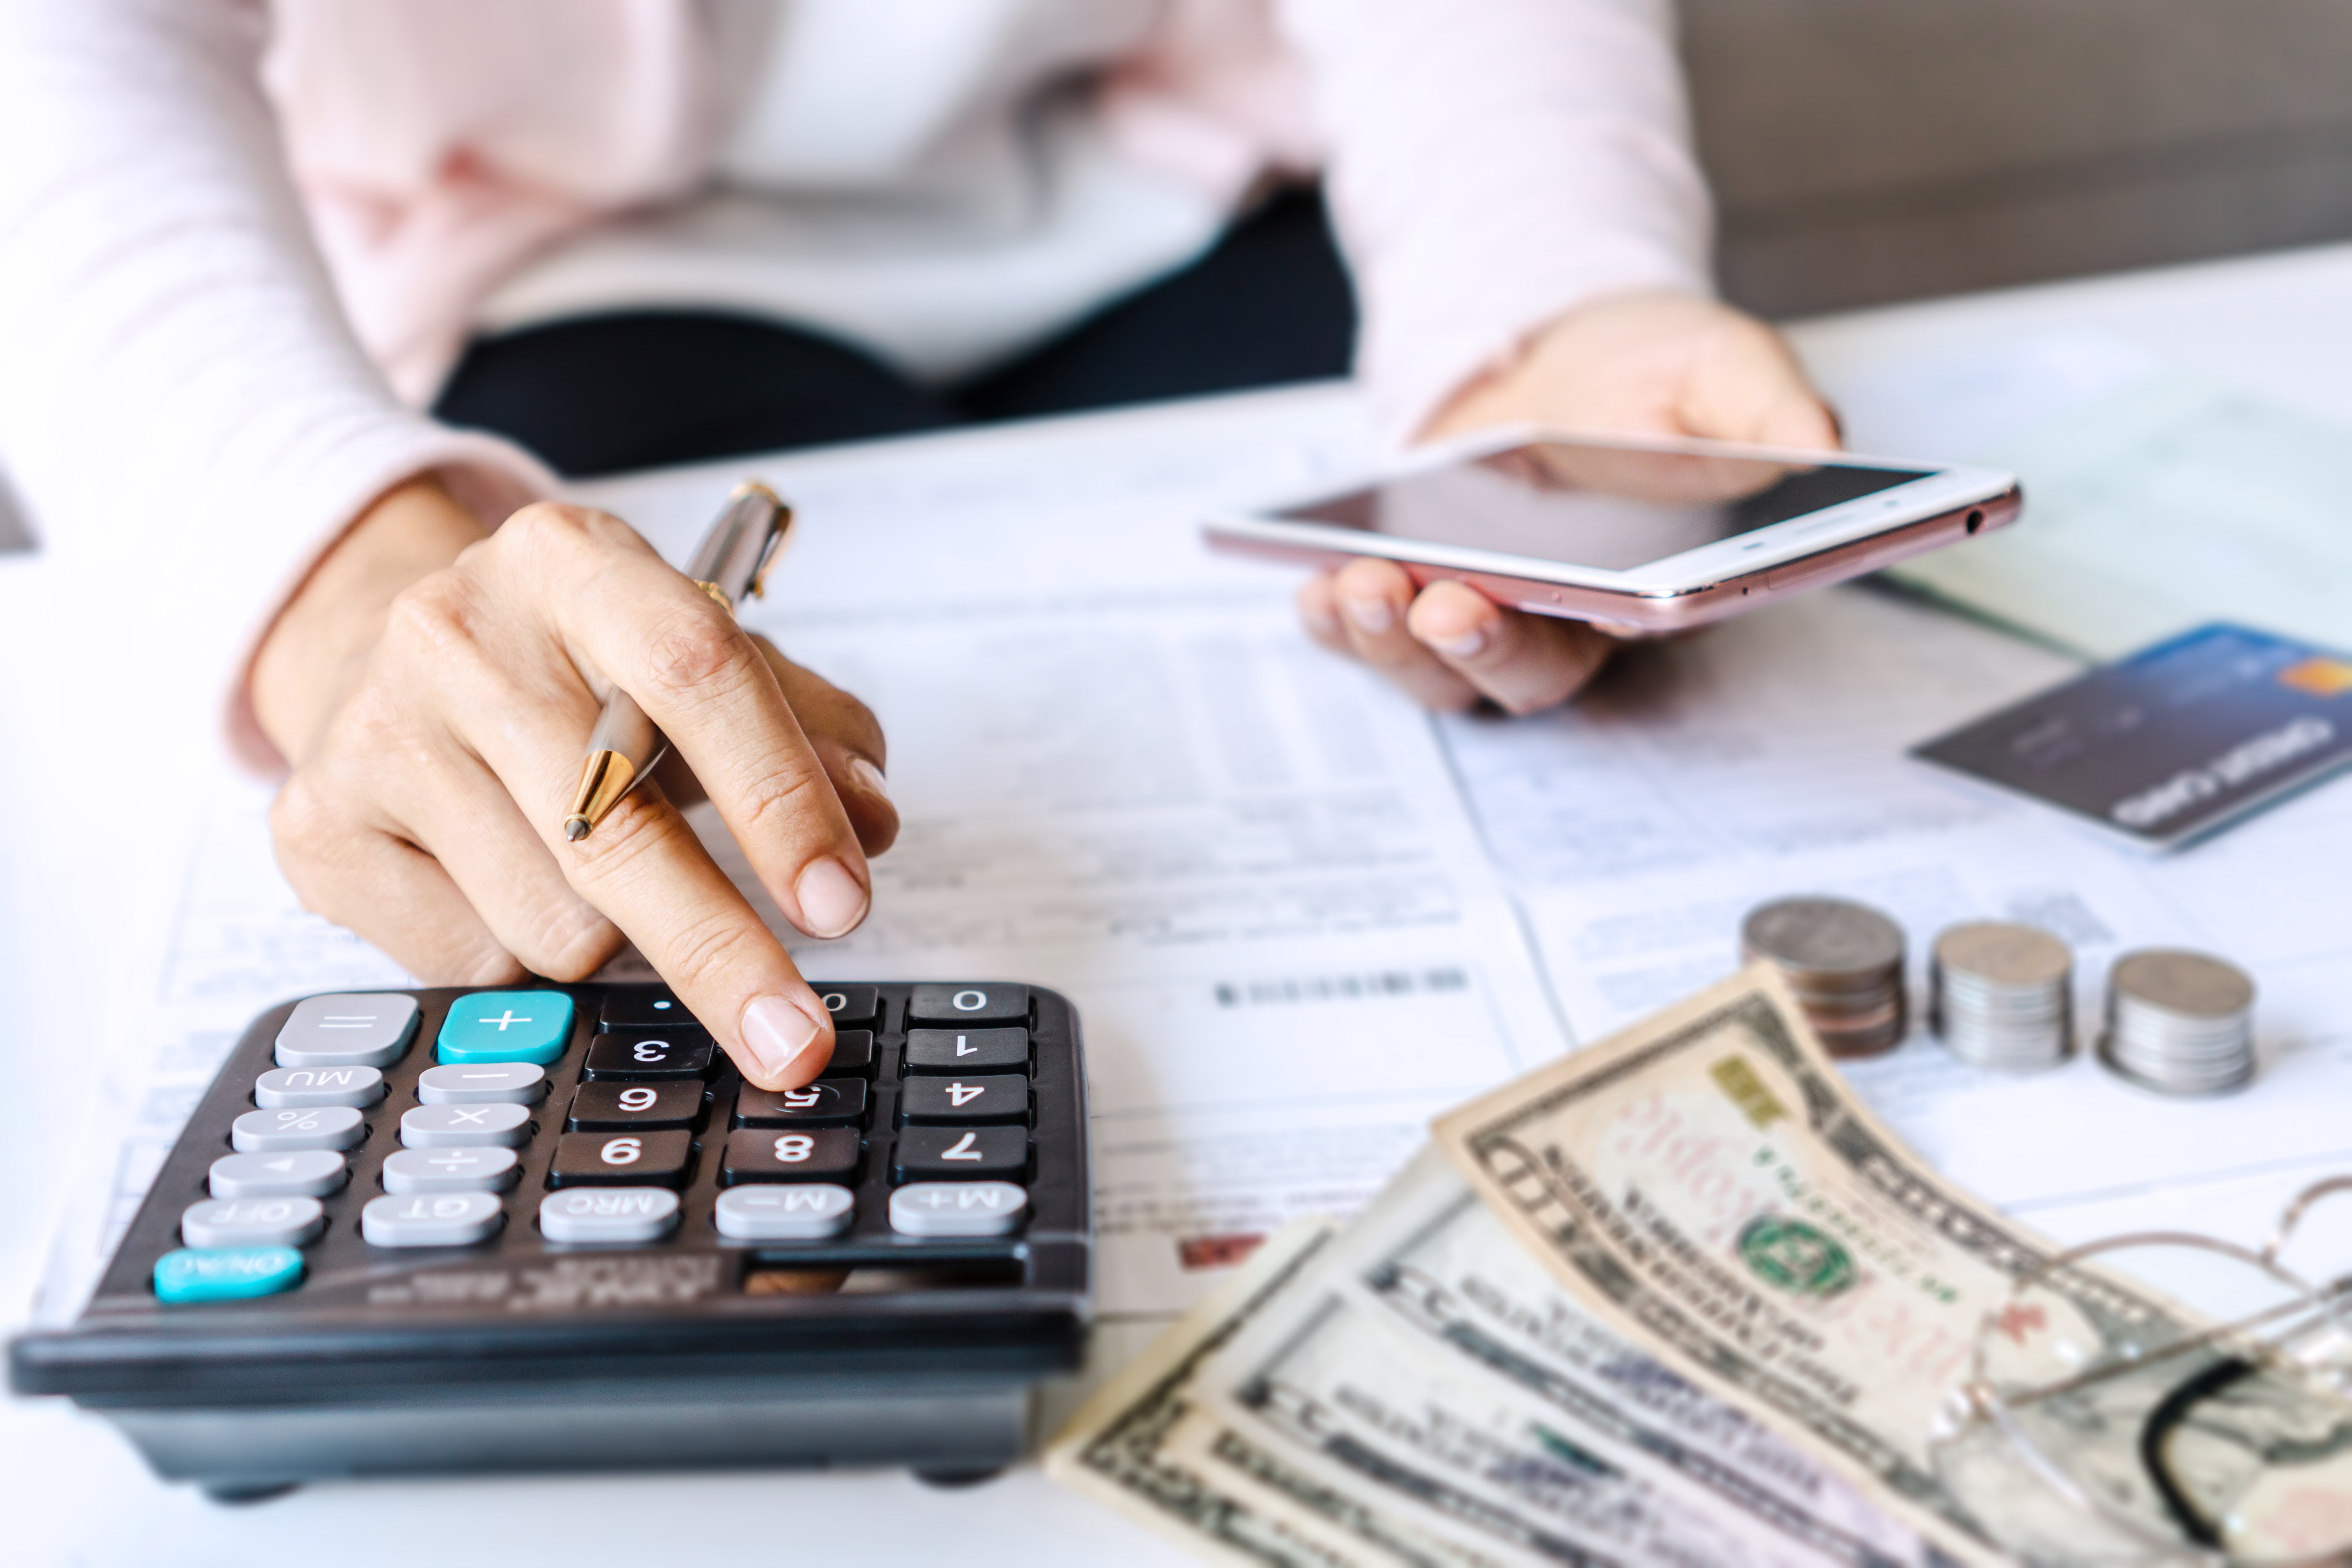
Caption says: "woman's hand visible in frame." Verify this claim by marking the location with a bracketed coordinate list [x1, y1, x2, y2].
[250, 477, 898, 1091]
[1298, 290, 1842, 714]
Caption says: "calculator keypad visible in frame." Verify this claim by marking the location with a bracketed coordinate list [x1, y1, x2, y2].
[139, 984, 1069, 1307]
[549, 1129, 693, 1187]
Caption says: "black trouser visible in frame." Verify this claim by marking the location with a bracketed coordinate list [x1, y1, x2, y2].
[434, 188, 1357, 478]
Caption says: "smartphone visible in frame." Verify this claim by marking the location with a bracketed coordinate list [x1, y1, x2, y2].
[1203, 427, 2021, 634]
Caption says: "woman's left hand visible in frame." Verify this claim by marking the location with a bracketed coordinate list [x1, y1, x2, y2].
[1296, 289, 1842, 714]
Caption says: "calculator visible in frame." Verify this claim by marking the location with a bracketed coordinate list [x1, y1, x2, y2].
[8, 981, 1089, 1499]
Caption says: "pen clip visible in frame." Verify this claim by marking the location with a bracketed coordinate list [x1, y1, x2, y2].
[748, 507, 791, 600]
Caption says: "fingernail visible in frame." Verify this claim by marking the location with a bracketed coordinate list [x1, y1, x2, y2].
[740, 992, 825, 1082]
[1343, 595, 1394, 635]
[848, 755, 891, 801]
[1301, 599, 1341, 639]
[1431, 624, 1488, 659]
[795, 855, 869, 938]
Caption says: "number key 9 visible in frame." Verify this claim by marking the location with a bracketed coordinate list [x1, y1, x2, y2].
[566, 1080, 703, 1131]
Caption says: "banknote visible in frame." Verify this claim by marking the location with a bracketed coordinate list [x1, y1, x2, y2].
[1047, 1146, 1951, 1567]
[1432, 962, 2351, 1565]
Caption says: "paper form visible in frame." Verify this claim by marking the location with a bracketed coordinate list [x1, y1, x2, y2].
[1442, 584, 2352, 1235]
[33, 385, 1571, 1325]
[1817, 331, 2352, 659]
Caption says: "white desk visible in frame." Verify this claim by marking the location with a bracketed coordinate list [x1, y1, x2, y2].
[9, 241, 2352, 1565]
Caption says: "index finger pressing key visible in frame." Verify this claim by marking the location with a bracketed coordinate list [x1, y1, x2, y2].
[563, 540, 873, 943]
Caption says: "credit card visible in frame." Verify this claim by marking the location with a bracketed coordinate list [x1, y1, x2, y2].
[1911, 623, 2352, 850]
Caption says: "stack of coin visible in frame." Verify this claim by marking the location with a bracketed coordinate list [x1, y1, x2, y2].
[2100, 949, 2258, 1095]
[1930, 922, 2073, 1071]
[1740, 896, 1907, 1057]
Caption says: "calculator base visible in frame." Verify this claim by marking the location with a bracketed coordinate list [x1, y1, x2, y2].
[104, 1375, 1031, 1494]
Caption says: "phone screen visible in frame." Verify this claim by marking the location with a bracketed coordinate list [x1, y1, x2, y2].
[1279, 440, 1935, 571]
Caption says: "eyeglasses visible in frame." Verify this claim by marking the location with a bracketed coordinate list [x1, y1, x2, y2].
[1933, 1176, 2352, 1566]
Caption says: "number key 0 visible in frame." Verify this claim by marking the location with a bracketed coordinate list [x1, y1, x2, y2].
[720, 1128, 860, 1185]
[549, 1130, 693, 1188]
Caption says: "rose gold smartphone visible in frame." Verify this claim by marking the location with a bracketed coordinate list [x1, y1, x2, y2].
[1203, 427, 2022, 634]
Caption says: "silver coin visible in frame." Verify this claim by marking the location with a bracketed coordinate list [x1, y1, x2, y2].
[1931, 922, 2074, 1071]
[2100, 948, 2256, 1096]
[1742, 896, 1908, 1057]
[2111, 950, 2256, 1018]
[1742, 897, 1905, 985]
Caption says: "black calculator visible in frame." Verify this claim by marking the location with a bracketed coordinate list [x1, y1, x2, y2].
[8, 981, 1089, 1499]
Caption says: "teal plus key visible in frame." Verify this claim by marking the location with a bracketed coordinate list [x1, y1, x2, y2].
[437, 991, 576, 1066]
[154, 1247, 303, 1304]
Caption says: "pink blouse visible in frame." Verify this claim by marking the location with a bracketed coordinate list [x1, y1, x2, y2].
[0, 0, 1711, 767]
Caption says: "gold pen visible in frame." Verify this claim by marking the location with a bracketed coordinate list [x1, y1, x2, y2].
[563, 482, 792, 841]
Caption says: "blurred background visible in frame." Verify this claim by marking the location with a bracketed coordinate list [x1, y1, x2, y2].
[5, 0, 2350, 554]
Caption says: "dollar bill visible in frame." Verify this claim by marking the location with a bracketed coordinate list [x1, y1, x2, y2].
[1429, 962, 2345, 1565]
[1047, 1146, 1951, 1567]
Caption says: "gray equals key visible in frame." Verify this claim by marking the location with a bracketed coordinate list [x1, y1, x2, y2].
[274, 993, 419, 1069]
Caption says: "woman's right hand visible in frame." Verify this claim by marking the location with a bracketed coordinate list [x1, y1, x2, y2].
[250, 477, 898, 1091]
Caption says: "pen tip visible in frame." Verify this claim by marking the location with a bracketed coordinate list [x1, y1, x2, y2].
[563, 816, 591, 842]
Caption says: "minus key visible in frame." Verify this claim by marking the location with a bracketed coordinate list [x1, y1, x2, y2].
[416, 1062, 548, 1105]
